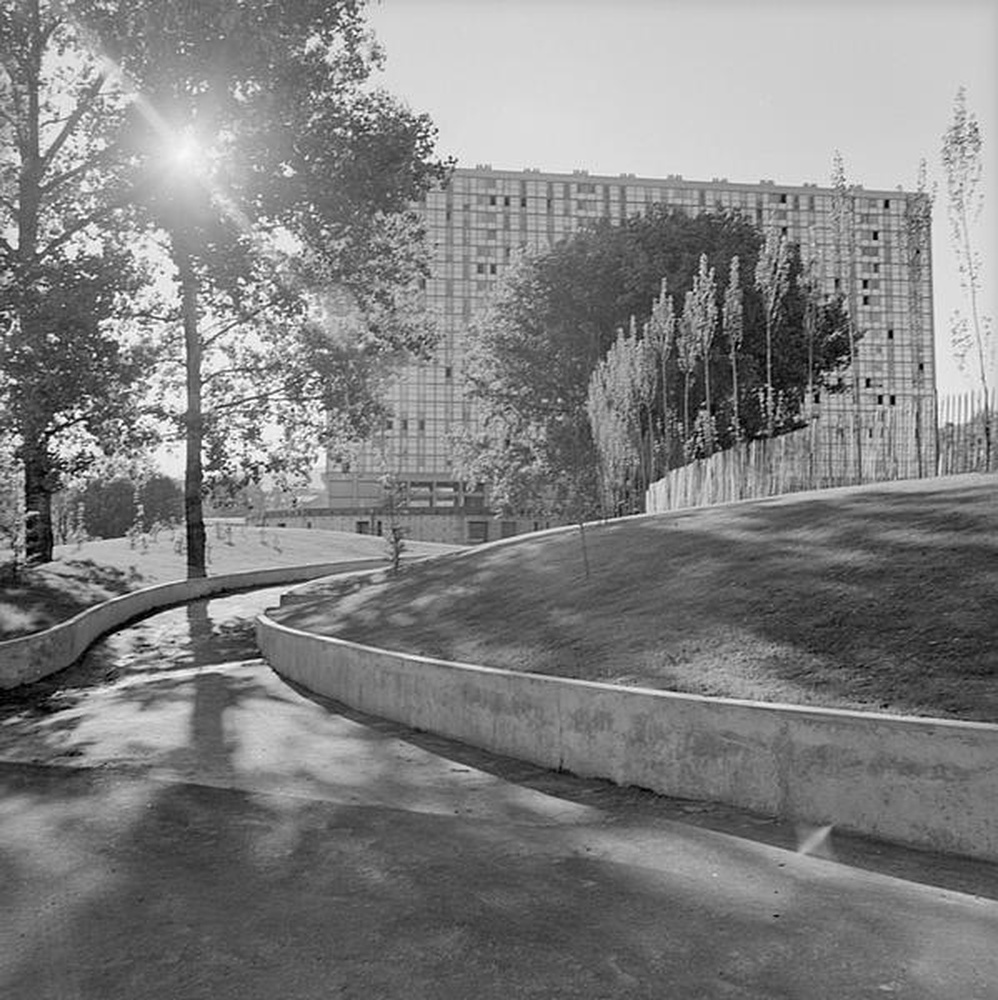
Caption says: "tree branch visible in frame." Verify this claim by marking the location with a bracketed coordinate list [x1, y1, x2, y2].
[39, 72, 108, 174]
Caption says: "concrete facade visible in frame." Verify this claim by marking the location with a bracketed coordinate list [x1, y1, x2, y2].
[321, 166, 936, 543]
[0, 559, 387, 689]
[256, 614, 998, 863]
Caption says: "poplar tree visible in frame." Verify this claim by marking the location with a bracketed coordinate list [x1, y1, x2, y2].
[755, 229, 791, 437]
[942, 86, 993, 468]
[723, 256, 744, 440]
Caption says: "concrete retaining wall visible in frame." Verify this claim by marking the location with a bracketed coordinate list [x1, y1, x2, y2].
[256, 616, 998, 862]
[0, 560, 387, 689]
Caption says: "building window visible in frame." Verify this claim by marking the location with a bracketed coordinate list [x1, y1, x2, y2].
[889, 395, 897, 406]
[417, 418, 426, 432]
[400, 418, 409, 432]
[489, 263, 497, 275]
[779, 193, 787, 204]
[503, 195, 510, 207]
[385, 418, 394, 430]
[862, 279, 870, 289]
[872, 230, 879, 240]
[475, 263, 485, 274]
[865, 377, 872, 388]
[862, 295, 870, 305]
[444, 366, 453, 379]
[488, 195, 496, 206]
[887, 328, 894, 340]
[520, 196, 527, 208]
[877, 395, 884, 405]
[781, 226, 788, 237]
[884, 199, 891, 209]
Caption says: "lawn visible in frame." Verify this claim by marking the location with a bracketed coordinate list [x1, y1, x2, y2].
[272, 472, 998, 724]
[0, 524, 459, 640]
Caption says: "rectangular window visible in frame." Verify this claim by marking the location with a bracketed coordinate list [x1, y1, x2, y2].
[444, 366, 453, 379]
[417, 418, 426, 432]
[876, 395, 884, 406]
[503, 195, 510, 207]
[889, 395, 897, 406]
[862, 295, 870, 305]
[862, 279, 870, 289]
[520, 196, 527, 208]
[872, 230, 879, 240]
[887, 329, 894, 340]
[884, 199, 891, 209]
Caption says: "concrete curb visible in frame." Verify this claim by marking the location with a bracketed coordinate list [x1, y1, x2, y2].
[256, 613, 998, 863]
[0, 559, 389, 689]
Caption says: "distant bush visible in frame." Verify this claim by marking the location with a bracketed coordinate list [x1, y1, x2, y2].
[75, 475, 183, 539]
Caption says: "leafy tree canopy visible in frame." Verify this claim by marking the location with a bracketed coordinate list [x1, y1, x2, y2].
[463, 206, 853, 516]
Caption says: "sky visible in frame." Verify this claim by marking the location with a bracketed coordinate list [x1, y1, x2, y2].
[365, 0, 997, 397]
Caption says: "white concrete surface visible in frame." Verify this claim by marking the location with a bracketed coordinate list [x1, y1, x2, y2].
[256, 615, 998, 862]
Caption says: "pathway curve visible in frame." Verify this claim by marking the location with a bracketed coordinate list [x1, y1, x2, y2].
[1, 587, 997, 999]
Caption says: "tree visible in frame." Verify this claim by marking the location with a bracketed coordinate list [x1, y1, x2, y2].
[86, 0, 449, 576]
[0, 1, 155, 563]
[686, 254, 719, 454]
[465, 205, 854, 515]
[586, 318, 656, 512]
[75, 472, 182, 539]
[754, 230, 791, 437]
[942, 86, 993, 468]
[723, 256, 745, 439]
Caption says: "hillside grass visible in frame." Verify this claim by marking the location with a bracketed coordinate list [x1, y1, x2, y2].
[273, 473, 998, 724]
[0, 525, 458, 640]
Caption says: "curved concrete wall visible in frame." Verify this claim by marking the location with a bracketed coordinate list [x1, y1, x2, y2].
[0, 559, 387, 689]
[256, 615, 998, 863]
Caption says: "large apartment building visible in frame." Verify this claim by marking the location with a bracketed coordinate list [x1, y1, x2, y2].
[275, 165, 935, 544]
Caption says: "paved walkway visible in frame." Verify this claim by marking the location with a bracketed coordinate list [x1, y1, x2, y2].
[1, 588, 997, 999]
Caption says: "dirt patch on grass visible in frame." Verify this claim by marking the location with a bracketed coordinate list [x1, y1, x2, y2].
[273, 473, 998, 724]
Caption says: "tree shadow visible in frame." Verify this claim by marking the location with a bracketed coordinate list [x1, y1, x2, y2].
[2, 749, 996, 999]
[274, 475, 998, 722]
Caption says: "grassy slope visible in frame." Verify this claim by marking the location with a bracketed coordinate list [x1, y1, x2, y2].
[0, 526, 458, 640]
[273, 473, 998, 724]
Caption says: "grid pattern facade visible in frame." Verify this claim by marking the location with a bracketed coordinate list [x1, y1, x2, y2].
[324, 166, 936, 529]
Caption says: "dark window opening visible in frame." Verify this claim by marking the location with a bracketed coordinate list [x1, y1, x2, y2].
[417, 418, 426, 432]
[884, 199, 891, 209]
[862, 279, 870, 289]
[444, 366, 453, 379]
[400, 418, 409, 432]
[876, 394, 884, 405]
[488, 195, 496, 206]
[779, 193, 787, 204]
[918, 362, 925, 372]
[887, 329, 894, 340]
[503, 196, 510, 207]
[889, 395, 897, 406]
[872, 230, 879, 240]
[862, 295, 870, 305]
[865, 377, 872, 388]
[520, 196, 527, 208]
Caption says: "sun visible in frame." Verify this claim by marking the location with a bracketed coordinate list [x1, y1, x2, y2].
[167, 129, 205, 176]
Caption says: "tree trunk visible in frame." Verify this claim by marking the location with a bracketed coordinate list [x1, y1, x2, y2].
[730, 350, 740, 441]
[22, 442, 54, 564]
[174, 236, 207, 578]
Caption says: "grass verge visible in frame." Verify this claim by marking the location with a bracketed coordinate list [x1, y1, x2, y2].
[272, 473, 998, 724]
[1, 525, 458, 640]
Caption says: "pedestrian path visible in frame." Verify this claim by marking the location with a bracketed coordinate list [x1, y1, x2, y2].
[1, 587, 997, 999]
